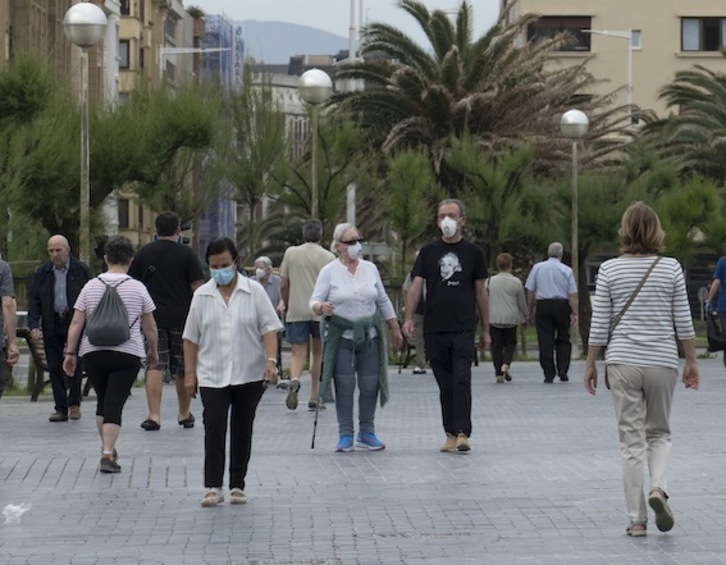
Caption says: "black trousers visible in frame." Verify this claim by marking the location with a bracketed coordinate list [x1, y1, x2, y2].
[490, 326, 517, 376]
[47, 315, 83, 413]
[200, 381, 265, 490]
[83, 351, 140, 426]
[424, 330, 474, 437]
[535, 299, 572, 381]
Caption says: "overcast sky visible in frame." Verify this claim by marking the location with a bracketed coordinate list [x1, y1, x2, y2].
[189, 0, 501, 43]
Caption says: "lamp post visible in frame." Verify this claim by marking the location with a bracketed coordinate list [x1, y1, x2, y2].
[298, 69, 333, 220]
[560, 110, 589, 292]
[63, 3, 108, 265]
[583, 29, 636, 123]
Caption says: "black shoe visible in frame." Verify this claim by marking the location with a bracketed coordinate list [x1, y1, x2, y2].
[178, 413, 195, 428]
[544, 379, 554, 384]
[559, 375, 569, 382]
[140, 418, 160, 431]
[99, 457, 121, 473]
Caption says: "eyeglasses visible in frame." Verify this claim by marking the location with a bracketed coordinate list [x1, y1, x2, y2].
[340, 238, 365, 245]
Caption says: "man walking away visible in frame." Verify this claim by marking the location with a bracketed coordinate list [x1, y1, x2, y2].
[280, 220, 335, 411]
[525, 242, 578, 383]
[129, 211, 205, 430]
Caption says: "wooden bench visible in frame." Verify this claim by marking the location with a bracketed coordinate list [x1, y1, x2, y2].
[16, 328, 92, 401]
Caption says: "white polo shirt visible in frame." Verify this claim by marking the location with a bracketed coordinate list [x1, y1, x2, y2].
[183, 276, 283, 388]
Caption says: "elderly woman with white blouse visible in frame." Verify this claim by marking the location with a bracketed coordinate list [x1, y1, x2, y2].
[310, 223, 403, 453]
[183, 238, 282, 507]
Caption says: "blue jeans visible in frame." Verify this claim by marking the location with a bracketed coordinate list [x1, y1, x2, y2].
[333, 337, 380, 437]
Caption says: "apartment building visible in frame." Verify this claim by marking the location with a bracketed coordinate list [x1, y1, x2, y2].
[503, 0, 726, 117]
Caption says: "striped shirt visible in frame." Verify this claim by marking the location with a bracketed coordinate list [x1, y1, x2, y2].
[183, 276, 283, 388]
[588, 255, 694, 369]
[74, 273, 156, 358]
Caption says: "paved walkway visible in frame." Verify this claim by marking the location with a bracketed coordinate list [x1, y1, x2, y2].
[2, 358, 726, 565]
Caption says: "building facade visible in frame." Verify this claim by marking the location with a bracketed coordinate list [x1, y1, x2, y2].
[503, 0, 726, 117]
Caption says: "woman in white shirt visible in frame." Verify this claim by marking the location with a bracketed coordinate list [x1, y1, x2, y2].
[310, 223, 403, 453]
[63, 236, 158, 475]
[183, 238, 282, 507]
[585, 202, 699, 537]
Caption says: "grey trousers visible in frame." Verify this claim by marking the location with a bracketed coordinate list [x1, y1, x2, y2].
[608, 363, 678, 525]
[333, 337, 381, 437]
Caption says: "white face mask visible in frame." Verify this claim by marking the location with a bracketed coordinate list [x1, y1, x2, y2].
[255, 268, 266, 279]
[346, 242, 362, 260]
[440, 216, 458, 238]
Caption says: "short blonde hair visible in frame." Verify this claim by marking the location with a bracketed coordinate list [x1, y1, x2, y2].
[618, 201, 665, 254]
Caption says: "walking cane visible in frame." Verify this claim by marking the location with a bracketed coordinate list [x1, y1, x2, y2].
[311, 317, 329, 449]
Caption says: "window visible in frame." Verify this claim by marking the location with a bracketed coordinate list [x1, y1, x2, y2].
[682, 18, 726, 51]
[118, 199, 129, 229]
[528, 16, 592, 52]
[631, 30, 642, 49]
[137, 206, 143, 229]
[119, 40, 130, 69]
[120, 0, 130, 16]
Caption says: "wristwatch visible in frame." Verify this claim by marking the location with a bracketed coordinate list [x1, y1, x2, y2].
[266, 357, 278, 366]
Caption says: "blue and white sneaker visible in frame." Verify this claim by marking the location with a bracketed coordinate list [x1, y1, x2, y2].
[356, 432, 385, 451]
[335, 435, 354, 452]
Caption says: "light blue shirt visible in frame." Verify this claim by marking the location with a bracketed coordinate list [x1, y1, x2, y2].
[525, 258, 577, 300]
[53, 263, 69, 313]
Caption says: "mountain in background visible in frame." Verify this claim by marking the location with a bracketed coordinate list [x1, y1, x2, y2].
[241, 21, 349, 64]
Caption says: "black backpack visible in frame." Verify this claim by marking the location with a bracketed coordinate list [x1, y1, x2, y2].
[86, 278, 136, 346]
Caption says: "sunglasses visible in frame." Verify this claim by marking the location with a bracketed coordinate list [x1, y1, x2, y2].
[341, 238, 365, 245]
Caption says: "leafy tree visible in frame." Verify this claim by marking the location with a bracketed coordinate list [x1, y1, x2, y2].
[641, 61, 726, 184]
[276, 113, 366, 243]
[385, 149, 436, 275]
[221, 65, 289, 259]
[335, 0, 625, 191]
[0, 52, 55, 258]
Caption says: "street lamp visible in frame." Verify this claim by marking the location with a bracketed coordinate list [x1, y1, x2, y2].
[560, 109, 589, 293]
[298, 69, 333, 220]
[63, 2, 108, 265]
[583, 29, 637, 124]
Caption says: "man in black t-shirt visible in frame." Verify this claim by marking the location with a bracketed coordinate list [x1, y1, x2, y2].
[129, 212, 205, 431]
[403, 199, 490, 453]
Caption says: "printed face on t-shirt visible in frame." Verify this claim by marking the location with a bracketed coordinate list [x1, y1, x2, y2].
[439, 252, 462, 282]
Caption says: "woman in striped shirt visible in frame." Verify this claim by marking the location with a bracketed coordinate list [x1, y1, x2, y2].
[584, 202, 699, 537]
[63, 236, 159, 474]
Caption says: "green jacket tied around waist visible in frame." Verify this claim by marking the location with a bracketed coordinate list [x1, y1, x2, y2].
[320, 312, 389, 407]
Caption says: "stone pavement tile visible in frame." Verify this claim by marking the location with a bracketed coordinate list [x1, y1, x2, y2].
[2, 360, 726, 564]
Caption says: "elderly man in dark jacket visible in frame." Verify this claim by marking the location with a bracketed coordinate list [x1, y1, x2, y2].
[28, 235, 92, 422]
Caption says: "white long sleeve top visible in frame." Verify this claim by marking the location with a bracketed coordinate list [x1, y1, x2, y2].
[309, 258, 396, 339]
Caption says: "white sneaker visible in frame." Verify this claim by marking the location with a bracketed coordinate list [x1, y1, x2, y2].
[200, 488, 224, 507]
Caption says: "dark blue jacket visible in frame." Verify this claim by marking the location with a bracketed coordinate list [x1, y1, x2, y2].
[27, 257, 92, 337]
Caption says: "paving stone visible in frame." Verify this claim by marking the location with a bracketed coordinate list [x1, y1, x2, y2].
[1, 359, 726, 564]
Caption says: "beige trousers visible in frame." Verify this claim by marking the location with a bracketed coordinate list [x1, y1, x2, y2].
[608, 364, 678, 525]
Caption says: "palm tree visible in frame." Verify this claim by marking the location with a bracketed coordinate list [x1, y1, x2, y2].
[335, 0, 624, 191]
[641, 63, 726, 184]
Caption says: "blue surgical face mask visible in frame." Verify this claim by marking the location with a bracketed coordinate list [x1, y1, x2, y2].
[210, 265, 235, 286]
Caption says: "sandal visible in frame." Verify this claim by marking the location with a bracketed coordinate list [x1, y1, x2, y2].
[626, 523, 647, 537]
[140, 418, 160, 431]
